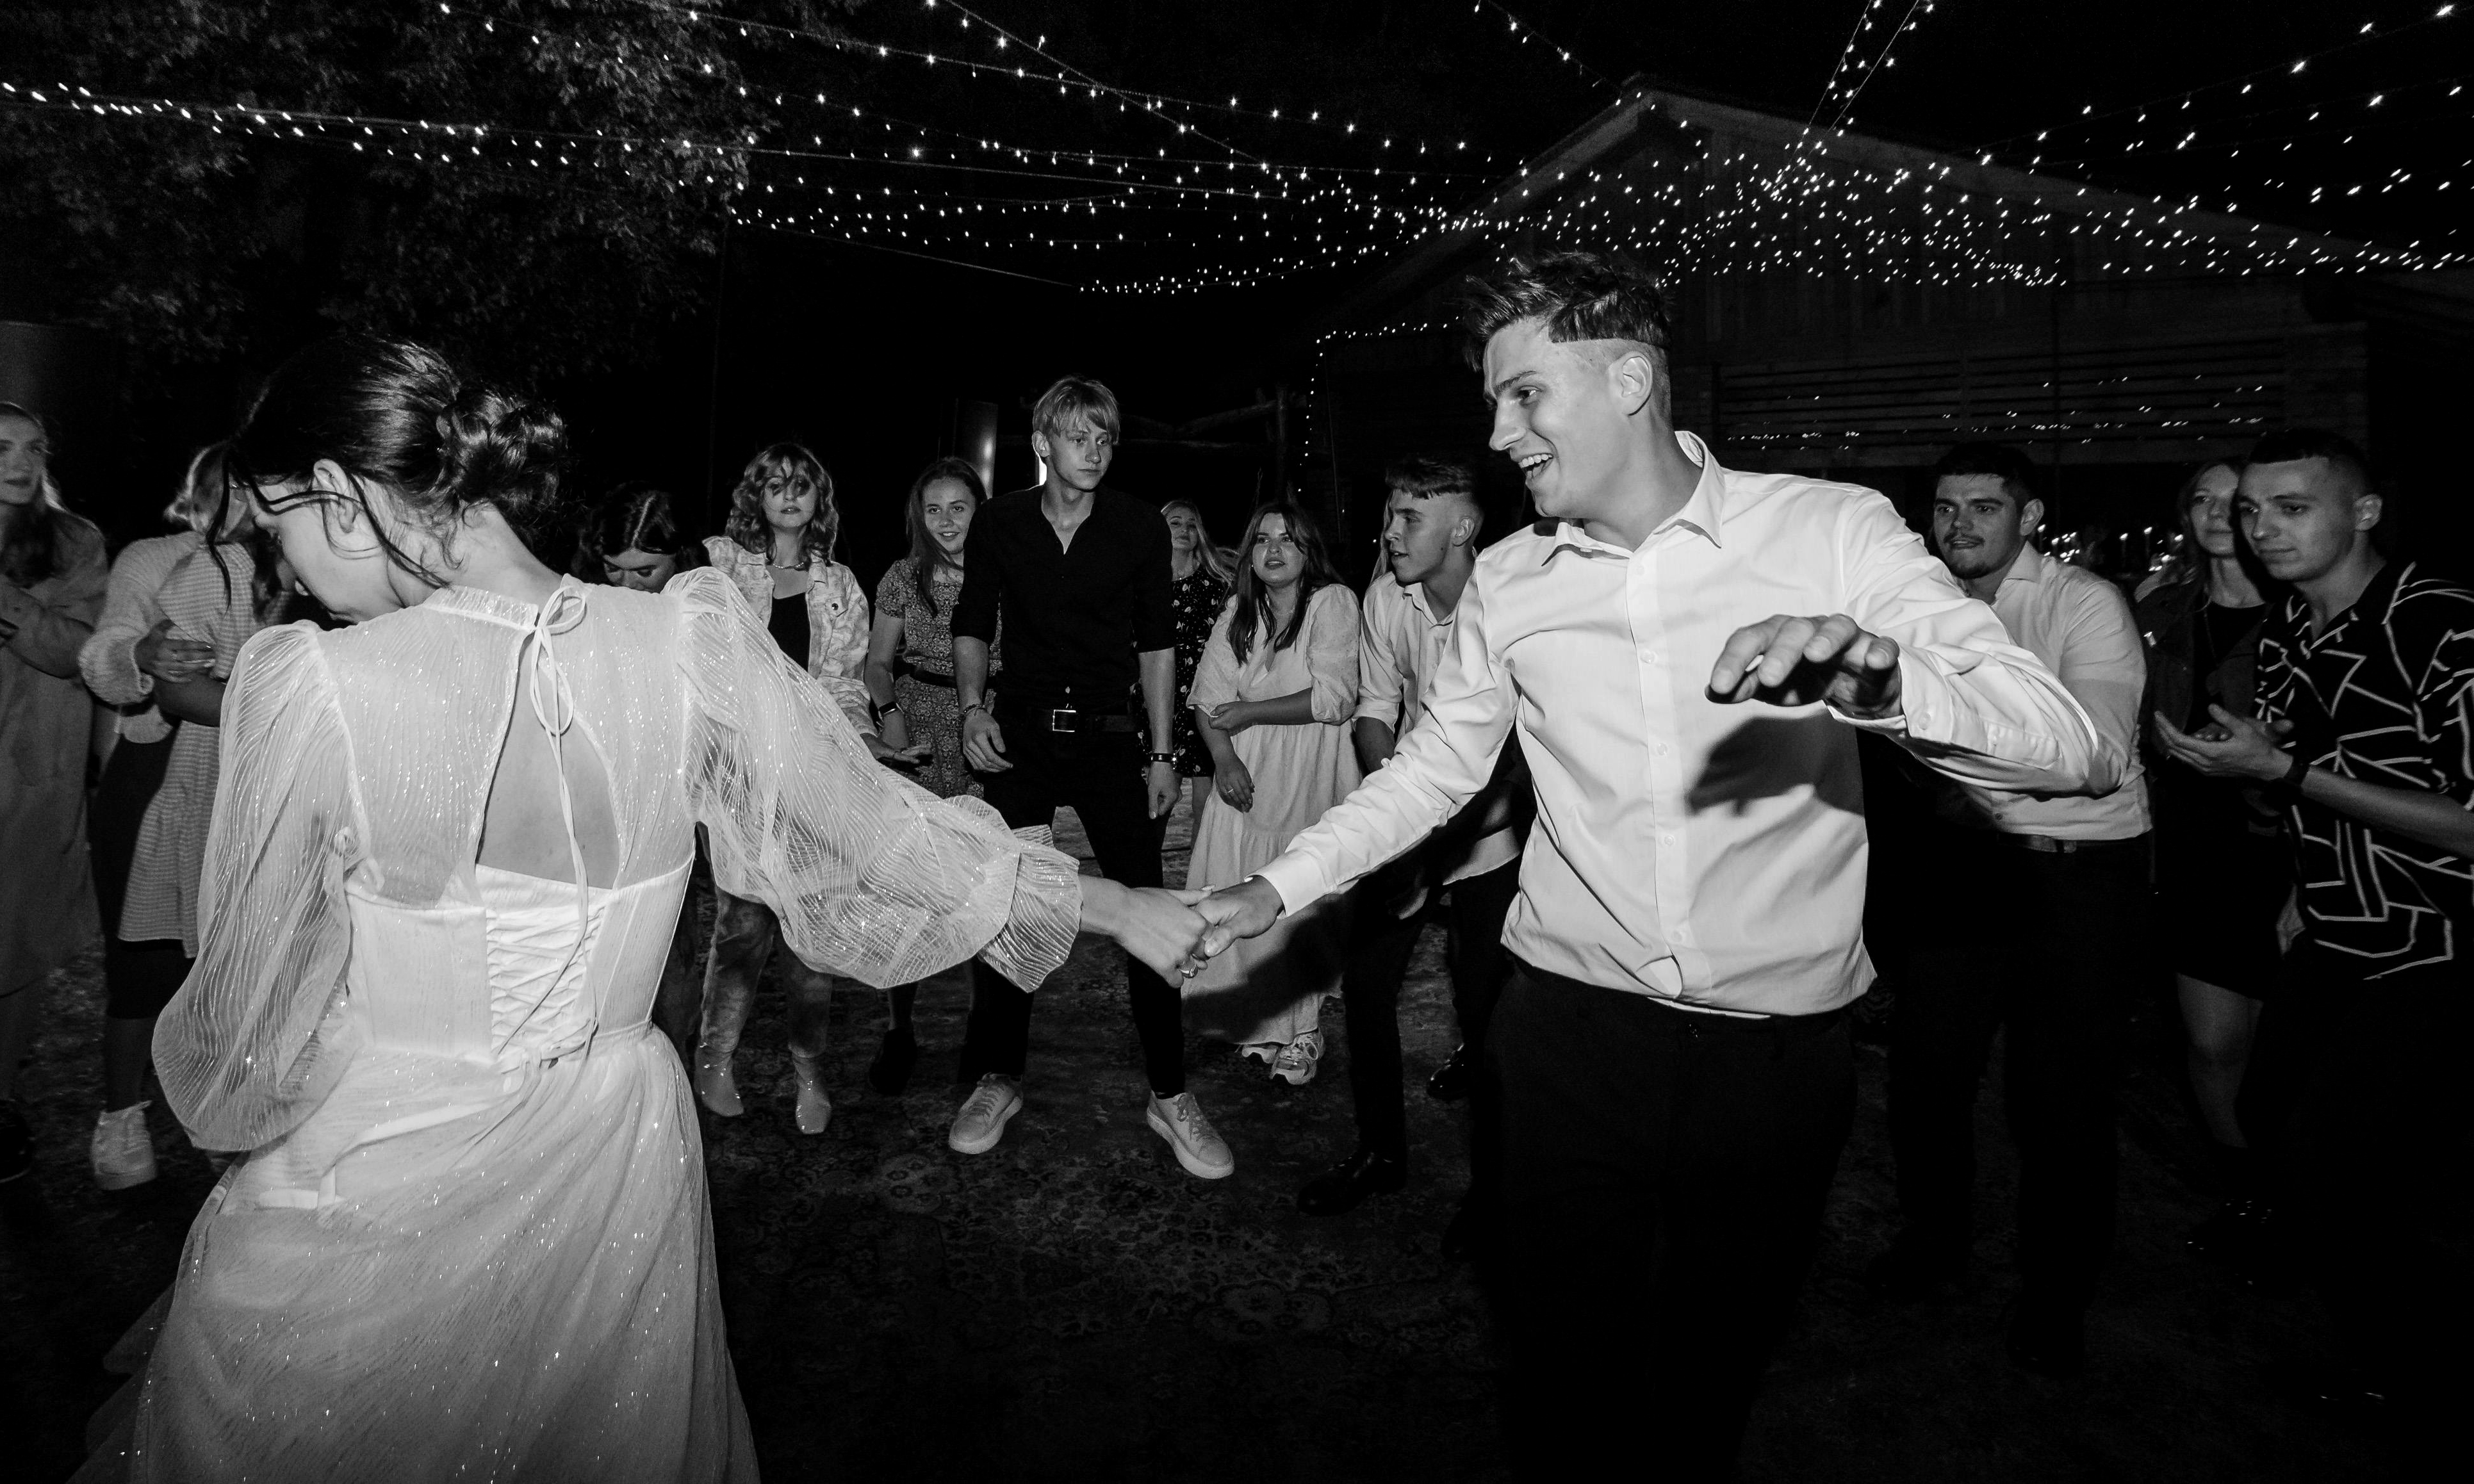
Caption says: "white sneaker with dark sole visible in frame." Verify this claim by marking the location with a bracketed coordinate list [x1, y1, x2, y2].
[91, 1102, 157, 1191]
[1147, 1092, 1234, 1180]
[947, 1074, 1023, 1155]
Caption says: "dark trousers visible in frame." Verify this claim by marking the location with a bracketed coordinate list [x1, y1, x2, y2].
[960, 718, 1181, 1095]
[2248, 943, 2471, 1403]
[1341, 855, 1518, 1161]
[1887, 829, 2149, 1302]
[1493, 962, 1855, 1481]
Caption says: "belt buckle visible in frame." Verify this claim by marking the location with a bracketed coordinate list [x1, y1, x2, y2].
[1049, 707, 1078, 733]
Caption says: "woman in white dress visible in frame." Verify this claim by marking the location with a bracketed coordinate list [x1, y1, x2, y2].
[81, 338, 1209, 1483]
[1181, 503, 1360, 1085]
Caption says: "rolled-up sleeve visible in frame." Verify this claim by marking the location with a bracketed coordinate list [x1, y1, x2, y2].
[1256, 569, 1514, 913]
[1828, 493, 2106, 795]
[1353, 580, 1407, 730]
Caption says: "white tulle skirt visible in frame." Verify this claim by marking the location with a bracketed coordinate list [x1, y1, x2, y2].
[81, 1023, 755, 1483]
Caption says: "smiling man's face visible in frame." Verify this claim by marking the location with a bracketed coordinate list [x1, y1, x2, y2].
[1931, 474, 2039, 585]
[1482, 318, 1644, 528]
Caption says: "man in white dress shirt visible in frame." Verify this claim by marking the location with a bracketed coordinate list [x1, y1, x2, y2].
[1295, 455, 1530, 1238]
[1192, 252, 2110, 1477]
[1872, 443, 2149, 1378]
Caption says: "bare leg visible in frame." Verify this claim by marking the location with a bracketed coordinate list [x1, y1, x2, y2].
[102, 1016, 156, 1111]
[2177, 974, 2261, 1148]
[887, 982, 917, 1034]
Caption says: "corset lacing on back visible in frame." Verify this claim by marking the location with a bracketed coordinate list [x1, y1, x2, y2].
[489, 581, 602, 1068]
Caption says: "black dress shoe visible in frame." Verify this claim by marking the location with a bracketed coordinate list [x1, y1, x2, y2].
[1297, 1148, 1407, 1216]
[867, 1028, 919, 1097]
[1863, 1232, 1966, 1301]
[1427, 1044, 1474, 1102]
[2006, 1292, 2087, 1378]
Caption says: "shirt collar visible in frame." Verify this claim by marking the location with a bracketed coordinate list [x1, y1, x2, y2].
[1539, 430, 1729, 562]
[1998, 542, 2051, 591]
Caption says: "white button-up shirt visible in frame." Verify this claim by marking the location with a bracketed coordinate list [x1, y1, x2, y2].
[1356, 571, 1523, 885]
[1254, 434, 2112, 1017]
[1937, 544, 2149, 841]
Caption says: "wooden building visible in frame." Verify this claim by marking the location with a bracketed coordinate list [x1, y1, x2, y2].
[1302, 81, 2474, 572]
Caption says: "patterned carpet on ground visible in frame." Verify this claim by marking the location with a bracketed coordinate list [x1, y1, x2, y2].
[1, 799, 2400, 1481]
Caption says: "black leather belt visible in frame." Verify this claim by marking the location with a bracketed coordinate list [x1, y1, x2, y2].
[899, 667, 956, 690]
[995, 694, 1139, 734]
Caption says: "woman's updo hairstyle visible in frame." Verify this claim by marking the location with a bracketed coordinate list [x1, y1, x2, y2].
[233, 336, 569, 583]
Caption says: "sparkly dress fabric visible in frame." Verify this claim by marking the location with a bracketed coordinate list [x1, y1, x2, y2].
[86, 571, 1081, 1483]
[1168, 564, 1231, 778]
[1181, 583, 1361, 1047]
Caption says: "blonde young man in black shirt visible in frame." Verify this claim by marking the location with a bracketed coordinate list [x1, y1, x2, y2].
[947, 376, 1234, 1180]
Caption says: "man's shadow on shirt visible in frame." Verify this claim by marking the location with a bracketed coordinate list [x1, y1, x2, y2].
[1685, 713, 1866, 817]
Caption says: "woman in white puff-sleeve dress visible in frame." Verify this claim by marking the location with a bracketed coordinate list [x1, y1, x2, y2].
[1180, 503, 1360, 1084]
[75, 339, 1207, 1484]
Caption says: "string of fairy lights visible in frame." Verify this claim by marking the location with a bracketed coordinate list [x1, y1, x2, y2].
[1808, 0, 1940, 133]
[3, 1, 2463, 293]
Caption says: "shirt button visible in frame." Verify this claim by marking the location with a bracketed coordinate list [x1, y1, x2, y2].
[1652, 742, 1670, 757]
[1642, 651, 1662, 665]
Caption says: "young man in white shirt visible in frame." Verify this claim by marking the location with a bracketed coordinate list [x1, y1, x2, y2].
[1295, 456, 1530, 1243]
[1190, 251, 2109, 1477]
[1872, 443, 2150, 1378]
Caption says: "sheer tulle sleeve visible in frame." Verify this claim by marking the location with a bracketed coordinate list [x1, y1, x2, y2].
[672, 569, 1082, 990]
[152, 623, 362, 1151]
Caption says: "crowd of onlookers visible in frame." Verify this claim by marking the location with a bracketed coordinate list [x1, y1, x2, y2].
[3, 357, 2464, 1456]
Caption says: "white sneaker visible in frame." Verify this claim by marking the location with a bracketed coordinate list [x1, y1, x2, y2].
[1147, 1091, 1235, 1180]
[91, 1102, 156, 1191]
[1270, 1030, 1323, 1087]
[789, 1053, 832, 1136]
[947, 1074, 1023, 1155]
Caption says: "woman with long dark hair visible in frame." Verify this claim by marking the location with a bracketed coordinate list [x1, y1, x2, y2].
[1181, 501, 1361, 1084]
[81, 337, 1200, 1481]
[2134, 456, 2286, 1261]
[858, 457, 992, 1092]
[0, 401, 108, 1186]
[77, 443, 288, 1190]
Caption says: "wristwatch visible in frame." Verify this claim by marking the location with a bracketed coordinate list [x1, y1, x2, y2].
[2266, 751, 2311, 804]
[1146, 751, 1176, 765]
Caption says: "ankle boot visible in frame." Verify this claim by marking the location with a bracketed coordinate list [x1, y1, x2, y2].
[789, 1052, 832, 1135]
[693, 1040, 742, 1117]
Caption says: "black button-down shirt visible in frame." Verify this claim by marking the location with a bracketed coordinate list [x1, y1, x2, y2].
[2256, 560, 2474, 975]
[953, 486, 1176, 699]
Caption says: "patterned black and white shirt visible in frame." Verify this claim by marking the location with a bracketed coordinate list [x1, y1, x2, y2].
[2256, 560, 2474, 975]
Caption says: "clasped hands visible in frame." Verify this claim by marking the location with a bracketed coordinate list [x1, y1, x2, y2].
[135, 618, 216, 685]
[1081, 876, 1285, 984]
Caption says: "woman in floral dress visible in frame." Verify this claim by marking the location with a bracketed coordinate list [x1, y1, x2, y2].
[860, 456, 995, 1091]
